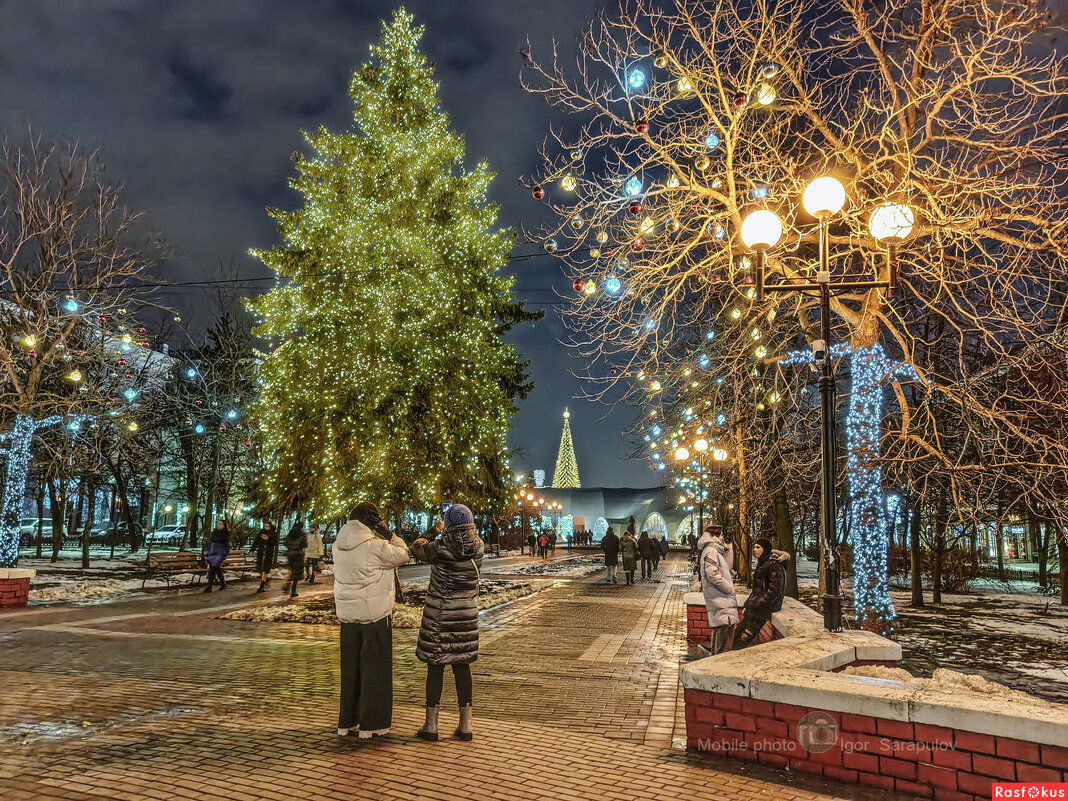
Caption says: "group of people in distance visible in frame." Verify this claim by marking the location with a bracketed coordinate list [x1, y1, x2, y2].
[332, 502, 483, 742]
[696, 524, 790, 652]
[599, 519, 670, 584]
[201, 518, 327, 596]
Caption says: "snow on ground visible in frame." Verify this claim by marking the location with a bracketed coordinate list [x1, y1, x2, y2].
[221, 579, 547, 628]
[484, 556, 604, 577]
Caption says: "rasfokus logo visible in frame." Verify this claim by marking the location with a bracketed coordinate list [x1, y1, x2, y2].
[992, 784, 1068, 799]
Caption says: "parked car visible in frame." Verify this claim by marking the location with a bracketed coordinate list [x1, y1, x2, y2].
[145, 524, 186, 547]
[90, 521, 145, 547]
[18, 517, 52, 545]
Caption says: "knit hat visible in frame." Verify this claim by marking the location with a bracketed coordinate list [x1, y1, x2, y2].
[754, 537, 774, 564]
[444, 503, 474, 528]
[352, 502, 390, 538]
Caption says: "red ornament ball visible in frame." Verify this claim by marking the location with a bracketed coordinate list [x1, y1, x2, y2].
[532, 185, 545, 200]
[631, 238, 644, 252]
[573, 278, 586, 293]
[609, 368, 617, 375]
[635, 119, 650, 134]
[629, 201, 642, 216]
[733, 92, 749, 108]
[27, 350, 36, 358]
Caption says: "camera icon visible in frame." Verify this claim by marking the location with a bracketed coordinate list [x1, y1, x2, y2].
[796, 711, 839, 753]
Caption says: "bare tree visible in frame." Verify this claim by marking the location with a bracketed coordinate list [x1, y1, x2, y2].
[523, 0, 1068, 628]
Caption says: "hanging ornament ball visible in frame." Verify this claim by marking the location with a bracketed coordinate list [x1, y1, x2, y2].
[705, 132, 721, 150]
[627, 68, 646, 90]
[676, 77, 694, 95]
[666, 217, 680, 232]
[98, 315, 107, 323]
[595, 230, 609, 244]
[666, 174, 680, 188]
[570, 148, 583, 162]
[532, 185, 545, 200]
[583, 280, 597, 295]
[629, 201, 643, 216]
[734, 92, 749, 108]
[755, 83, 777, 106]
[127, 421, 138, 432]
[559, 175, 577, 192]
[609, 367, 618, 375]
[589, 248, 601, 258]
[605, 277, 623, 294]
[710, 176, 724, 189]
[653, 51, 669, 69]
[635, 119, 650, 134]
[760, 63, 781, 78]
[624, 176, 643, 196]
[640, 217, 655, 234]
[27, 350, 36, 358]
[641, 347, 650, 356]
[174, 316, 182, 323]
[543, 238, 559, 254]
[570, 215, 585, 230]
[631, 238, 644, 252]
[695, 155, 711, 171]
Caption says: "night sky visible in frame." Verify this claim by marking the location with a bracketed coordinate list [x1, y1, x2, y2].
[0, 0, 657, 488]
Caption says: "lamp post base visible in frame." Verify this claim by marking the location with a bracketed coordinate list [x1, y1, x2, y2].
[821, 593, 843, 632]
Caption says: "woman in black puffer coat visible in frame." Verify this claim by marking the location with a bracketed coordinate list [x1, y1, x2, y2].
[410, 503, 484, 743]
[736, 537, 790, 646]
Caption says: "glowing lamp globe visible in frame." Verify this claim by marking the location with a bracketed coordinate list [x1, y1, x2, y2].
[869, 202, 915, 242]
[802, 176, 846, 219]
[740, 210, 782, 252]
[627, 68, 646, 90]
[694, 438, 708, 452]
[755, 83, 777, 106]
[674, 447, 690, 461]
[712, 447, 728, 462]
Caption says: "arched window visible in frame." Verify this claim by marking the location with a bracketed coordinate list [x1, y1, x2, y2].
[593, 517, 609, 541]
[677, 514, 698, 542]
[642, 512, 668, 540]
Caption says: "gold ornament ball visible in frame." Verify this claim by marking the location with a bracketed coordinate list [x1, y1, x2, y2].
[560, 175, 577, 191]
[755, 83, 777, 106]
[596, 230, 608, 244]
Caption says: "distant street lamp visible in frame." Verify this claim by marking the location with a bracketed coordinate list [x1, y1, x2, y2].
[676, 440, 731, 539]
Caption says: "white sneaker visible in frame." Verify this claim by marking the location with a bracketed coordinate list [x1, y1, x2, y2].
[358, 727, 389, 739]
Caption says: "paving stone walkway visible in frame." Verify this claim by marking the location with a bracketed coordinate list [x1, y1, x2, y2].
[0, 553, 911, 800]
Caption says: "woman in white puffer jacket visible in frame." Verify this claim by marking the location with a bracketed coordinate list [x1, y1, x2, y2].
[333, 502, 410, 738]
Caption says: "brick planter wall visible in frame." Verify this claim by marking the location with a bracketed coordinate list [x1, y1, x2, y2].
[684, 689, 1068, 800]
[686, 601, 777, 646]
[0, 576, 31, 607]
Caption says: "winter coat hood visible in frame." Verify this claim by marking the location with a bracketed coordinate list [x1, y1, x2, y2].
[332, 519, 410, 624]
[442, 523, 480, 559]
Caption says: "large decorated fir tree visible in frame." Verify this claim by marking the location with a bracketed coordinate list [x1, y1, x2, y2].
[248, 9, 537, 522]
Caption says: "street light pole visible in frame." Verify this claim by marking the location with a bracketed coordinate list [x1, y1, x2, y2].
[817, 235, 843, 632]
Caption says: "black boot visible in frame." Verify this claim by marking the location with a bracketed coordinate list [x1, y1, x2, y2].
[203, 585, 213, 593]
[290, 583, 298, 598]
[256, 581, 266, 593]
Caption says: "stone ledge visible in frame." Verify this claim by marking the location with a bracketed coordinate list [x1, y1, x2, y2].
[0, 568, 36, 579]
[681, 597, 1067, 749]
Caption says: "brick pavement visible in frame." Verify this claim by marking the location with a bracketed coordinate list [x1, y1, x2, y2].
[0, 554, 914, 800]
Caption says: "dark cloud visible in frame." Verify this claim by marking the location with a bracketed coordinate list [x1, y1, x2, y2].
[0, 0, 654, 488]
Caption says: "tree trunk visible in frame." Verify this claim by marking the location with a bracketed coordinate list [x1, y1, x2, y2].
[772, 478, 798, 599]
[995, 521, 1005, 581]
[81, 475, 96, 569]
[909, 493, 924, 607]
[0, 415, 37, 568]
[1058, 527, 1067, 606]
[734, 424, 751, 585]
[47, 479, 66, 564]
[931, 496, 948, 604]
[1029, 513, 1045, 587]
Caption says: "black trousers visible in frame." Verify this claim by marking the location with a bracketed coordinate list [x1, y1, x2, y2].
[640, 558, 652, 578]
[425, 663, 473, 706]
[737, 609, 772, 644]
[206, 565, 225, 587]
[338, 617, 394, 731]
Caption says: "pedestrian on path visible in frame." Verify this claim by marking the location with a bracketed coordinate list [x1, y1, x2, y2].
[251, 521, 279, 593]
[334, 502, 411, 738]
[283, 521, 307, 599]
[637, 530, 656, 580]
[657, 534, 670, 565]
[202, 520, 231, 593]
[538, 530, 550, 559]
[620, 529, 640, 585]
[411, 503, 484, 742]
[526, 532, 536, 556]
[305, 523, 325, 583]
[600, 526, 619, 583]
[735, 538, 789, 647]
[696, 525, 738, 654]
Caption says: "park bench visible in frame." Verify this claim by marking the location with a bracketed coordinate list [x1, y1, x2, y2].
[142, 550, 256, 588]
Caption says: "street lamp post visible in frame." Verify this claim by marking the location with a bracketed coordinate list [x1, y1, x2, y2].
[676, 440, 730, 541]
[741, 178, 913, 633]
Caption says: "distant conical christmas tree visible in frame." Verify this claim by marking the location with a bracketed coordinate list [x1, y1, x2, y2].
[552, 408, 581, 488]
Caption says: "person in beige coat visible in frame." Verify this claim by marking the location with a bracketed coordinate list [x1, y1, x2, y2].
[304, 523, 325, 583]
[333, 502, 409, 738]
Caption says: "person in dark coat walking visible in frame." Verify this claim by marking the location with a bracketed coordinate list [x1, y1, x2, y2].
[284, 521, 307, 599]
[411, 503, 484, 742]
[203, 521, 231, 593]
[619, 529, 640, 585]
[736, 537, 789, 646]
[637, 530, 656, 580]
[251, 521, 279, 593]
[600, 526, 620, 584]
